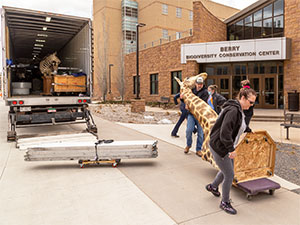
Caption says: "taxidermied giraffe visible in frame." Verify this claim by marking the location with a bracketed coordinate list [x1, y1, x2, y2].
[175, 73, 219, 169]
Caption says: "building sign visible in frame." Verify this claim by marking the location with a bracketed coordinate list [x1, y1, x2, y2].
[181, 37, 291, 63]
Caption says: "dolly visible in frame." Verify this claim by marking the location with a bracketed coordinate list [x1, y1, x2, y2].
[23, 134, 158, 168]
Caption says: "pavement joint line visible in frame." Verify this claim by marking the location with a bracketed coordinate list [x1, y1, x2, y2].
[0, 145, 13, 182]
[177, 209, 229, 224]
[119, 167, 178, 224]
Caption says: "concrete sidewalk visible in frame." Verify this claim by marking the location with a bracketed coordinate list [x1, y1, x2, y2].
[0, 100, 299, 225]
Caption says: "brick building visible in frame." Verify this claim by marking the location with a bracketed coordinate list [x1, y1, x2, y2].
[92, 0, 238, 100]
[125, 0, 300, 109]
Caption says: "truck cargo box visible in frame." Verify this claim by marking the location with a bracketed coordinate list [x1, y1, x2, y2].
[1, 6, 96, 141]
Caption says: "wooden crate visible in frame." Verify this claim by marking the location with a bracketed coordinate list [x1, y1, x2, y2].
[53, 75, 86, 92]
[234, 130, 276, 183]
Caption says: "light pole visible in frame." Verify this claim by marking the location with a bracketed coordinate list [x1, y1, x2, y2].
[108, 64, 113, 94]
[136, 23, 146, 99]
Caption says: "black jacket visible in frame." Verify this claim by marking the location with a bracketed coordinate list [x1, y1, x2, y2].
[209, 99, 243, 157]
[212, 92, 226, 114]
[192, 85, 209, 102]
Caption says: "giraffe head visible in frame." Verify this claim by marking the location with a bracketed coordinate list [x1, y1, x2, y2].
[175, 72, 208, 91]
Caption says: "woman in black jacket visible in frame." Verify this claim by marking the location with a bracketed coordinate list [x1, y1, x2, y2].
[205, 87, 256, 215]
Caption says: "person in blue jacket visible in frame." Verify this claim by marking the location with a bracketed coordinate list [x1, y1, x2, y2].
[171, 93, 188, 138]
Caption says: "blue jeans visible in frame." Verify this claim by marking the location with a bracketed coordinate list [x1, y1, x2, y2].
[186, 114, 204, 152]
[171, 108, 188, 136]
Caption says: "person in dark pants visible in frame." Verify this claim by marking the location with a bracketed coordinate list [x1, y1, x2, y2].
[171, 93, 188, 138]
[184, 77, 209, 156]
[241, 80, 255, 132]
[206, 87, 256, 215]
[207, 85, 227, 115]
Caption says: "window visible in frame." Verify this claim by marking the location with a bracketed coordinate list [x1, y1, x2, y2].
[262, 18, 272, 37]
[123, 30, 136, 41]
[233, 64, 246, 75]
[263, 4, 273, 19]
[176, 7, 182, 18]
[176, 32, 181, 40]
[150, 74, 158, 95]
[244, 15, 252, 24]
[171, 71, 182, 95]
[274, 0, 284, 16]
[133, 76, 137, 94]
[253, 20, 262, 38]
[254, 9, 262, 21]
[189, 11, 193, 21]
[162, 29, 168, 39]
[162, 4, 168, 15]
[123, 6, 138, 18]
[216, 65, 230, 75]
[227, 0, 284, 41]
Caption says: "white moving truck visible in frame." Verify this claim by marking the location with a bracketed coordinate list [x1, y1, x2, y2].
[1, 6, 97, 141]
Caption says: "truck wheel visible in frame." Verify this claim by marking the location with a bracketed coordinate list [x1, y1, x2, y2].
[269, 189, 275, 195]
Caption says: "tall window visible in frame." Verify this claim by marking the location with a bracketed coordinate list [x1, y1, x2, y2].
[162, 4, 168, 15]
[171, 71, 182, 94]
[176, 7, 182, 18]
[176, 32, 181, 40]
[189, 11, 193, 21]
[150, 74, 158, 95]
[133, 76, 137, 94]
[162, 29, 168, 39]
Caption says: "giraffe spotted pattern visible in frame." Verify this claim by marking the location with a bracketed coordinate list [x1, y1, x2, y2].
[175, 73, 219, 169]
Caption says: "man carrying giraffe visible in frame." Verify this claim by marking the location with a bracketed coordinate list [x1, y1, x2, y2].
[183, 76, 209, 157]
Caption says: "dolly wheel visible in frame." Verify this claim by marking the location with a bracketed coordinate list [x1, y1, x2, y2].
[246, 193, 252, 200]
[269, 189, 275, 195]
[78, 160, 84, 168]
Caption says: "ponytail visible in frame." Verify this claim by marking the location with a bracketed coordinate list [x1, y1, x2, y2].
[237, 88, 257, 100]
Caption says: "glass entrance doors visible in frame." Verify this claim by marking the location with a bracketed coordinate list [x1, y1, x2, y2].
[249, 76, 263, 108]
[249, 74, 277, 108]
[263, 74, 277, 108]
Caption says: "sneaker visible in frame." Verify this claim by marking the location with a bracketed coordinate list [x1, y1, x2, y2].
[184, 146, 190, 154]
[171, 134, 180, 138]
[206, 184, 220, 197]
[219, 201, 237, 215]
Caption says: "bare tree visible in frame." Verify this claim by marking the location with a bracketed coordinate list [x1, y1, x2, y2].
[116, 42, 125, 101]
[95, 11, 108, 101]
